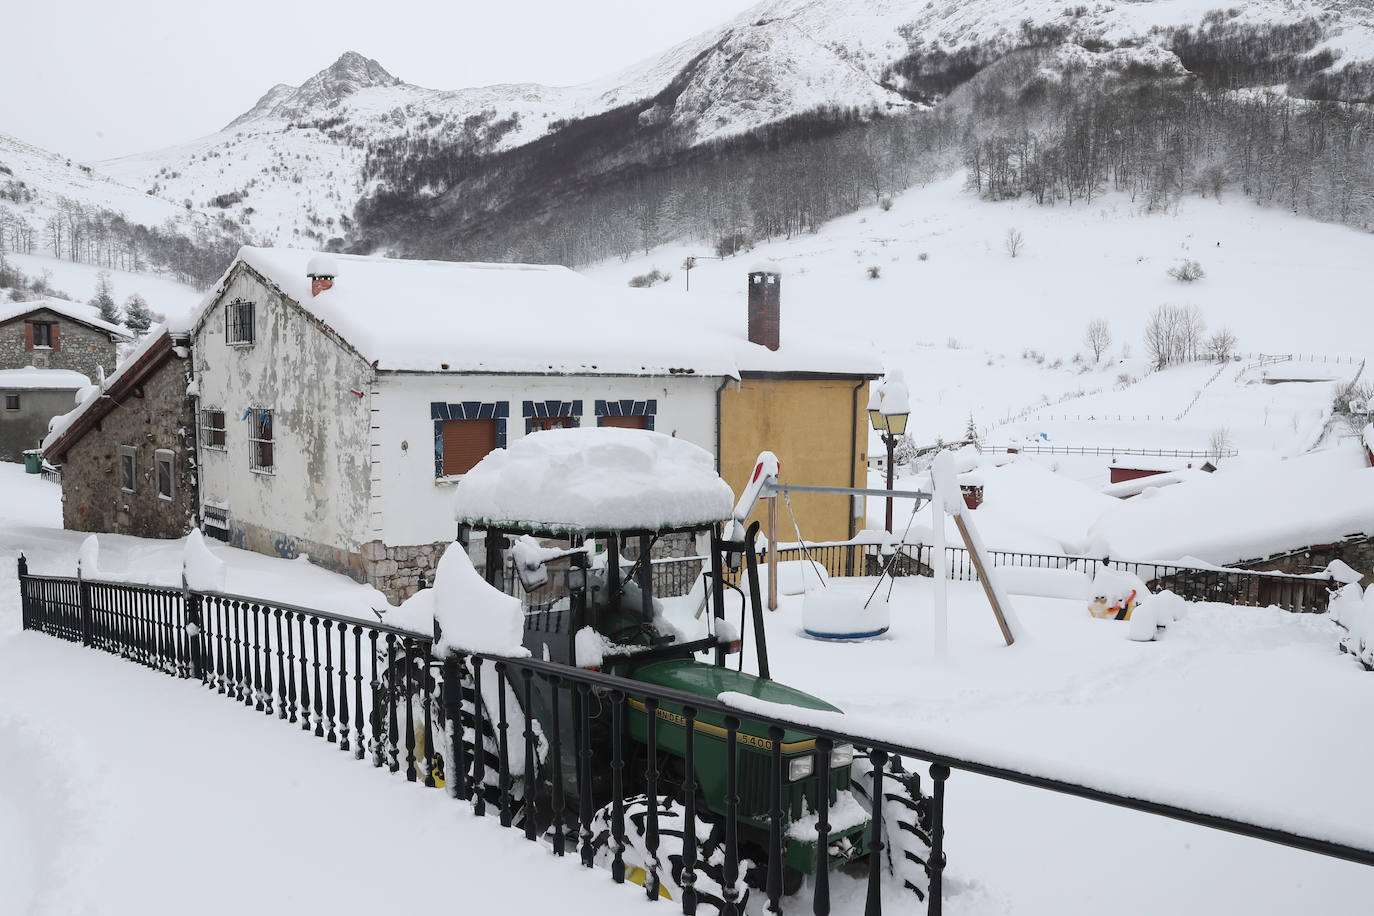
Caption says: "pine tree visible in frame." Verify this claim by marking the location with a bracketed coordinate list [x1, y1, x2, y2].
[90, 271, 119, 324]
[964, 412, 980, 445]
[123, 293, 154, 335]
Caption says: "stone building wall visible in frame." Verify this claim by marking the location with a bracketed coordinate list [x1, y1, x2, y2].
[1240, 536, 1374, 588]
[0, 388, 77, 461]
[0, 310, 120, 379]
[59, 353, 198, 539]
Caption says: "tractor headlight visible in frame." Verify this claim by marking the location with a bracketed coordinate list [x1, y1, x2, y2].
[788, 755, 815, 781]
[830, 744, 855, 768]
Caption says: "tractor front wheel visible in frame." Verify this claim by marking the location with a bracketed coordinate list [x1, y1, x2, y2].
[589, 794, 752, 914]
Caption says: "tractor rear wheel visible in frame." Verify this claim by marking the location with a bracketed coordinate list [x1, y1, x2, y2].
[590, 794, 752, 913]
[442, 660, 545, 828]
[850, 752, 935, 902]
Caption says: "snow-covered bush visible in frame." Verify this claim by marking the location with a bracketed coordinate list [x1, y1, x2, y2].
[628, 268, 671, 288]
[867, 265, 881, 279]
[1167, 259, 1206, 282]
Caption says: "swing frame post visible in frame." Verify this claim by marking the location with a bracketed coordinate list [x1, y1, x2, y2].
[767, 496, 779, 612]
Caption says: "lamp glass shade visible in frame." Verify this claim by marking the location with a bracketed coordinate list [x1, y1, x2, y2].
[867, 408, 884, 431]
[884, 411, 910, 436]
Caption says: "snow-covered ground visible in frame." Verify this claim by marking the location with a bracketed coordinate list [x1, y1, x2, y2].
[5, 251, 204, 328]
[589, 173, 1374, 447]
[2, 463, 1371, 913]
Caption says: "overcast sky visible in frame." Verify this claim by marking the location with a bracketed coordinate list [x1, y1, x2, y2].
[1, 0, 760, 163]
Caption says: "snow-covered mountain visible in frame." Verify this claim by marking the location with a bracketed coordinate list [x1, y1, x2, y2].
[95, 1, 1374, 247]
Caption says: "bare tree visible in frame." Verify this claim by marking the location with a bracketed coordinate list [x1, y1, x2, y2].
[1144, 303, 1206, 369]
[1208, 426, 1233, 463]
[1168, 259, 1206, 282]
[1206, 327, 1237, 362]
[1004, 228, 1025, 258]
[1084, 318, 1112, 362]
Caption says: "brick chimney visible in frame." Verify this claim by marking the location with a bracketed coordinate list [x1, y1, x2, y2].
[306, 253, 338, 297]
[747, 268, 780, 351]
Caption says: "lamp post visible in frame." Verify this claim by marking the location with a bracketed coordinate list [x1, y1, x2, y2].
[867, 371, 910, 533]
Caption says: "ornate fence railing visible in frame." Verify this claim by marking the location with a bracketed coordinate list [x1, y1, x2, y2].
[16, 554, 1372, 915]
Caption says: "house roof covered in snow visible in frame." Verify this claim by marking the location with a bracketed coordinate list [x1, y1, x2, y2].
[0, 298, 131, 340]
[0, 367, 91, 391]
[43, 326, 189, 462]
[1087, 442, 1374, 565]
[202, 247, 880, 378]
[452, 427, 735, 533]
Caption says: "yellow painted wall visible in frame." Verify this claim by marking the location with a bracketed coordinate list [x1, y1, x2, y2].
[719, 377, 870, 544]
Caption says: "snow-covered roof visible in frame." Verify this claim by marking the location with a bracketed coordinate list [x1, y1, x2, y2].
[212, 246, 879, 378]
[0, 297, 131, 339]
[452, 427, 735, 533]
[0, 367, 91, 390]
[42, 325, 186, 457]
[1088, 443, 1374, 565]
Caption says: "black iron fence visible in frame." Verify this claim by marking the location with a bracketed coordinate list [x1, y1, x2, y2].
[645, 542, 1332, 614]
[18, 555, 1369, 916]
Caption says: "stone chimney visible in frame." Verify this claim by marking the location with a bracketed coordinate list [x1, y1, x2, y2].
[747, 268, 780, 351]
[306, 253, 338, 297]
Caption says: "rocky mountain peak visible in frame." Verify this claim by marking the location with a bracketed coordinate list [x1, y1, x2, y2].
[226, 52, 402, 129]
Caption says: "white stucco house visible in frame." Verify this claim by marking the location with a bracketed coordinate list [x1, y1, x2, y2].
[190, 247, 878, 601]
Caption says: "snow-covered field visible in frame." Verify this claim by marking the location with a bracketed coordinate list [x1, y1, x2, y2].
[2, 464, 1371, 913]
[589, 173, 1374, 446]
[4, 251, 204, 328]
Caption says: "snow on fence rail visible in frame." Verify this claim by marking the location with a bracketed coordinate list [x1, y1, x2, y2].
[15, 553, 1373, 915]
[976, 444, 1237, 459]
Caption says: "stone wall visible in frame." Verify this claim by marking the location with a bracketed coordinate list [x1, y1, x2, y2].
[361, 539, 445, 603]
[0, 310, 120, 379]
[0, 388, 77, 461]
[60, 353, 198, 539]
[1240, 536, 1374, 588]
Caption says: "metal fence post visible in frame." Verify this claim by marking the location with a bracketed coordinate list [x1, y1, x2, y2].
[183, 570, 204, 681]
[17, 554, 30, 631]
[78, 558, 93, 647]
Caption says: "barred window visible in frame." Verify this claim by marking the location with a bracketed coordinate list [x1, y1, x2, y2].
[203, 503, 230, 540]
[249, 408, 274, 473]
[155, 450, 174, 501]
[119, 445, 136, 492]
[5, 395, 18, 410]
[226, 299, 255, 345]
[200, 408, 226, 450]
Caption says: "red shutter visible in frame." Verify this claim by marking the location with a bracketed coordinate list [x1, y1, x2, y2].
[50, 323, 60, 351]
[25, 322, 33, 351]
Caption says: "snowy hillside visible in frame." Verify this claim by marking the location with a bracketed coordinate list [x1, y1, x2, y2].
[586, 171, 1374, 446]
[94, 0, 1374, 246]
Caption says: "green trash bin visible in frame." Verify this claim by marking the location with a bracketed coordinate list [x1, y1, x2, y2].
[23, 449, 42, 474]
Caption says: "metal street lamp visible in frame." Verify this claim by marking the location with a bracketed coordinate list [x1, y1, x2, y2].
[868, 371, 910, 533]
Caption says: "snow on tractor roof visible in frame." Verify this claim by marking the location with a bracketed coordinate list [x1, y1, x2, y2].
[452, 427, 735, 533]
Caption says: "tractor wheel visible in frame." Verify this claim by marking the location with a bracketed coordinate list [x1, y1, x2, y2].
[444, 660, 545, 826]
[590, 794, 752, 913]
[850, 751, 935, 903]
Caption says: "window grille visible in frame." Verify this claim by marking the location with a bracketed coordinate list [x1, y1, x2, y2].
[225, 300, 256, 345]
[249, 408, 274, 473]
[201, 409, 226, 449]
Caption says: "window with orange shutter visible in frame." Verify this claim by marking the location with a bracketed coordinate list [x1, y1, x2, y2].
[441, 419, 496, 476]
[599, 415, 648, 430]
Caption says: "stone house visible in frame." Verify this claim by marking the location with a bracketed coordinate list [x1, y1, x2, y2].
[190, 247, 878, 602]
[42, 329, 199, 539]
[0, 298, 130, 462]
[0, 367, 90, 461]
[0, 298, 129, 379]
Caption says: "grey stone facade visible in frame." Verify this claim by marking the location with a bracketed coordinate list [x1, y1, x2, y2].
[0, 308, 123, 380]
[58, 348, 198, 539]
[1239, 536, 1374, 588]
[0, 387, 78, 461]
[361, 539, 445, 603]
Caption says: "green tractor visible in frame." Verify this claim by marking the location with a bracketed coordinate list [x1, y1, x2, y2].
[440, 429, 934, 911]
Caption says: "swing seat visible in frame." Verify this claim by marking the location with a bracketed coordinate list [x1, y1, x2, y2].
[802, 580, 890, 640]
